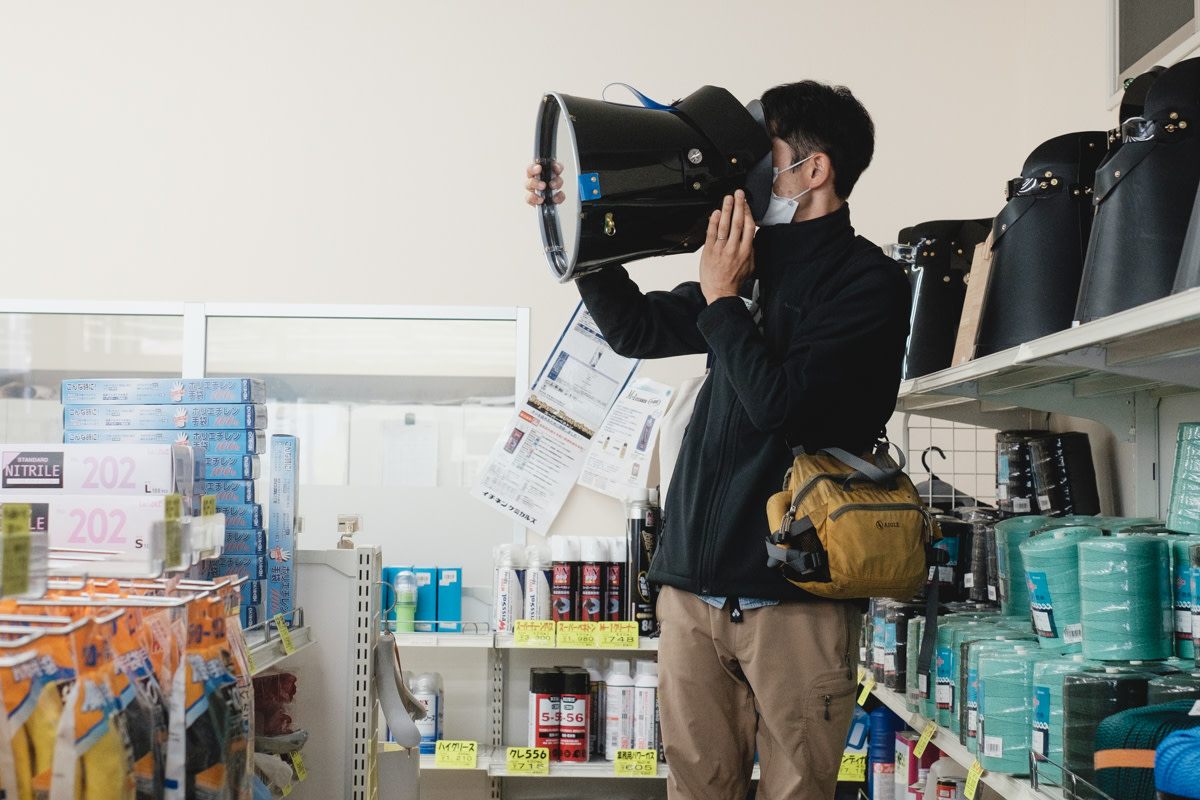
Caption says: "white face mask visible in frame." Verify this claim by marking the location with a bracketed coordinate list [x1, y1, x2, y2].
[761, 154, 815, 226]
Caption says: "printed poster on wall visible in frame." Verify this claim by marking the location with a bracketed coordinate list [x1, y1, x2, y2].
[577, 377, 673, 500]
[472, 301, 639, 534]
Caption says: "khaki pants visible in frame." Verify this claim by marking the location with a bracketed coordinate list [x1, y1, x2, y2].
[656, 586, 862, 800]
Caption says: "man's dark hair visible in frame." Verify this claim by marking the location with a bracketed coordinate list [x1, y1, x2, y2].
[760, 80, 875, 200]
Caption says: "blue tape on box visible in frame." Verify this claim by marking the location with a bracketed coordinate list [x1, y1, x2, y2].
[61, 378, 265, 405]
[63, 404, 268, 431]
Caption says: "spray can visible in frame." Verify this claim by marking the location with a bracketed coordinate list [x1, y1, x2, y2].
[551, 536, 581, 622]
[528, 668, 562, 760]
[604, 659, 634, 760]
[558, 667, 590, 763]
[606, 536, 626, 622]
[867, 706, 899, 800]
[580, 537, 607, 622]
[626, 489, 659, 636]
[524, 544, 552, 622]
[410, 671, 443, 755]
[492, 543, 525, 633]
[632, 660, 659, 753]
[582, 656, 606, 758]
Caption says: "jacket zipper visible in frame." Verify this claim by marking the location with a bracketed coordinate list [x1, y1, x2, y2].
[697, 381, 740, 592]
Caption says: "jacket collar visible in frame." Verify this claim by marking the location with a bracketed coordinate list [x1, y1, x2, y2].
[754, 203, 855, 262]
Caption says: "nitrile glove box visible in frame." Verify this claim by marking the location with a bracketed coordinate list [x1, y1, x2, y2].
[242, 603, 261, 628]
[204, 455, 260, 481]
[199, 554, 268, 581]
[205, 480, 255, 504]
[61, 377, 266, 405]
[218, 504, 262, 530]
[65, 429, 267, 454]
[1, 443, 193, 495]
[0, 494, 176, 553]
[266, 435, 298, 617]
[63, 403, 268, 431]
[437, 567, 462, 632]
[414, 567, 438, 632]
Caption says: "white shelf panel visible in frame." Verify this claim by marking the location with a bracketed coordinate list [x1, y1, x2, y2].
[246, 624, 314, 675]
[869, 684, 1061, 800]
[494, 634, 660, 651]
[392, 631, 495, 648]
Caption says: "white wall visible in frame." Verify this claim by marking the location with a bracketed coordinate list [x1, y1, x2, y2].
[0, 0, 1117, 540]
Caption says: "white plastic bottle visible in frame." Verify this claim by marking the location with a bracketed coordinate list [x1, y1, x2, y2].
[604, 659, 634, 760]
[582, 656, 606, 758]
[410, 671, 443, 754]
[524, 544, 552, 621]
[632, 660, 659, 752]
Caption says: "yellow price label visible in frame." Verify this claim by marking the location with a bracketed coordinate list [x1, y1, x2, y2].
[247, 648, 257, 675]
[0, 505, 30, 598]
[556, 621, 597, 648]
[513, 619, 556, 648]
[914, 720, 938, 758]
[505, 746, 549, 775]
[597, 621, 638, 649]
[164, 494, 182, 520]
[281, 785, 291, 797]
[274, 614, 296, 655]
[434, 740, 478, 769]
[857, 675, 876, 706]
[837, 753, 867, 782]
[857, 666, 865, 684]
[964, 759, 984, 799]
[290, 752, 307, 781]
[202, 495, 217, 517]
[614, 749, 657, 777]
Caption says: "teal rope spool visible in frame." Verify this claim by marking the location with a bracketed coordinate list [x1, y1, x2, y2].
[1061, 667, 1155, 789]
[1032, 655, 1092, 785]
[935, 616, 986, 728]
[906, 615, 923, 713]
[1170, 536, 1200, 659]
[1167, 423, 1200, 534]
[994, 515, 1049, 620]
[1078, 535, 1173, 662]
[1019, 527, 1103, 653]
[964, 638, 1028, 755]
[978, 648, 1039, 775]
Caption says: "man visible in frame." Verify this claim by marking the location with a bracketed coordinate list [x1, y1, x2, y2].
[526, 80, 911, 800]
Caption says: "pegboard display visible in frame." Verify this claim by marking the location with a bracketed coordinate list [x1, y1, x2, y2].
[902, 416, 999, 511]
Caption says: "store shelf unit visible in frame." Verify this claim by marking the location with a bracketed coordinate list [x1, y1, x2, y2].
[245, 611, 315, 676]
[869, 683, 1061, 800]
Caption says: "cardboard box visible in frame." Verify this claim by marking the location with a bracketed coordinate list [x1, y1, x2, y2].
[951, 233, 995, 366]
[0, 443, 192, 495]
[222, 528, 266, 553]
[1, 494, 177, 554]
[218, 504, 262, 530]
[204, 455, 260, 481]
[63, 404, 268, 431]
[414, 567, 437, 632]
[61, 377, 266, 405]
[205, 480, 255, 504]
[65, 429, 267, 454]
[266, 435, 298, 617]
[437, 567, 462, 633]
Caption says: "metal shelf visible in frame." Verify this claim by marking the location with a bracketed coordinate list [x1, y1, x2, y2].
[869, 683, 1061, 800]
[246, 621, 315, 676]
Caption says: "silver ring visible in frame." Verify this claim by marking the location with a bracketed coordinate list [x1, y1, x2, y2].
[716, 236, 727, 241]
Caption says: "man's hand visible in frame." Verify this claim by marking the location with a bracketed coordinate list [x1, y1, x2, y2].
[526, 161, 565, 206]
[699, 190, 756, 304]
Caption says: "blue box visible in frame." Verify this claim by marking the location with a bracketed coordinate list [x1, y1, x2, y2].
[205, 480, 255, 504]
[63, 429, 267, 454]
[205, 454, 259, 481]
[223, 528, 266, 554]
[241, 603, 261, 629]
[381, 566, 399, 624]
[61, 378, 266, 405]
[414, 567, 437, 632]
[198, 554, 267, 581]
[266, 435, 298, 617]
[240, 579, 262, 606]
[437, 567, 462, 633]
[63, 403, 268, 431]
[218, 504, 262, 530]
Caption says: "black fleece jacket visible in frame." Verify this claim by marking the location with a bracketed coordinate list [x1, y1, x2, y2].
[576, 204, 912, 601]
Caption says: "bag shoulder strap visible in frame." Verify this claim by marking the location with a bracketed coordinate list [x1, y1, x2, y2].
[819, 442, 905, 485]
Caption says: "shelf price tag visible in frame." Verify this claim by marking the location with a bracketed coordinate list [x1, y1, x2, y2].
[434, 740, 478, 769]
[281, 785, 291, 797]
[246, 648, 258, 675]
[597, 621, 638, 649]
[202, 495, 217, 517]
[913, 720, 938, 758]
[857, 674, 876, 706]
[513, 619, 556, 648]
[964, 759, 984, 799]
[837, 753, 866, 782]
[289, 752, 307, 781]
[274, 614, 296, 655]
[556, 621, 597, 648]
[1, 504, 31, 598]
[505, 746, 549, 775]
[613, 749, 657, 777]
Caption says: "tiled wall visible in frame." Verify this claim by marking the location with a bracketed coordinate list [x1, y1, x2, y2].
[904, 417, 998, 509]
